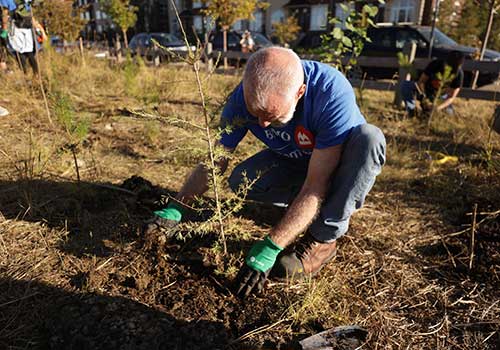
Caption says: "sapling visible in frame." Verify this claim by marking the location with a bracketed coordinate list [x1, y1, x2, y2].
[427, 64, 455, 131]
[52, 91, 89, 182]
[145, 0, 236, 254]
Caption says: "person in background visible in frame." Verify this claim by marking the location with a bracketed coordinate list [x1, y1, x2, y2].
[0, 0, 16, 117]
[401, 51, 465, 117]
[0, 0, 15, 71]
[7, 0, 38, 74]
[240, 30, 255, 53]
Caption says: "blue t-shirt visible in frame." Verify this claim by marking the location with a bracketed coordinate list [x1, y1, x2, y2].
[219, 60, 366, 159]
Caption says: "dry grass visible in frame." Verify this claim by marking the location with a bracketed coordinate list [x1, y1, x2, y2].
[0, 50, 499, 349]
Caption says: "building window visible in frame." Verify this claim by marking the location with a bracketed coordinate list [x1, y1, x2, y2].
[335, 2, 353, 29]
[192, 1, 202, 9]
[310, 4, 328, 31]
[271, 9, 285, 24]
[389, 0, 414, 23]
[193, 15, 203, 32]
[291, 7, 310, 31]
[232, 20, 243, 31]
[249, 11, 263, 32]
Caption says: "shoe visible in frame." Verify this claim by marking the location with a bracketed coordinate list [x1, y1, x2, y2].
[0, 106, 9, 117]
[272, 233, 337, 280]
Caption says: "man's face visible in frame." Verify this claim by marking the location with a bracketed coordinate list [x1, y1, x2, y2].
[246, 84, 306, 128]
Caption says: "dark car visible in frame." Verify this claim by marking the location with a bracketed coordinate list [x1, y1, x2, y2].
[295, 25, 500, 86]
[129, 32, 194, 63]
[362, 25, 500, 86]
[209, 30, 273, 52]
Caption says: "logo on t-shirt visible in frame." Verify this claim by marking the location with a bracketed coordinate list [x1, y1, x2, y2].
[294, 126, 315, 149]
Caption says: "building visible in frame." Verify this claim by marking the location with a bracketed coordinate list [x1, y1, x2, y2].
[75, 0, 113, 40]
[162, 0, 438, 40]
[132, 0, 170, 33]
[84, 0, 438, 42]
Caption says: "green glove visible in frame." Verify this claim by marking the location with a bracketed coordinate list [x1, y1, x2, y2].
[245, 236, 284, 273]
[0, 30, 7, 39]
[154, 202, 184, 222]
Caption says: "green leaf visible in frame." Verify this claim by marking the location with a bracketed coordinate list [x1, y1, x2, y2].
[342, 36, 353, 48]
[363, 4, 379, 17]
[332, 27, 343, 40]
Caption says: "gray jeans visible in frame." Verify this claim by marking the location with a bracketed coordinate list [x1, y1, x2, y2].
[228, 123, 386, 242]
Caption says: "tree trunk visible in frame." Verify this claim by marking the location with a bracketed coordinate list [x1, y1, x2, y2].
[122, 28, 129, 49]
[472, 0, 496, 89]
[223, 26, 228, 70]
[116, 32, 123, 63]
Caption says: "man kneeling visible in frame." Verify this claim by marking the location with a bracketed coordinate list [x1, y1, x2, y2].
[144, 47, 386, 297]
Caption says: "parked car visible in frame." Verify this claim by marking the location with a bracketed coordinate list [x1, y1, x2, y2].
[294, 25, 500, 87]
[129, 32, 194, 63]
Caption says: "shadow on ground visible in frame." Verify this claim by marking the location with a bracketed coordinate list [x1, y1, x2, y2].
[0, 176, 284, 258]
[0, 277, 230, 350]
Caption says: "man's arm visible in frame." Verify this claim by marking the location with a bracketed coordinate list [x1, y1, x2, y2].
[175, 143, 233, 205]
[269, 144, 343, 248]
[437, 87, 460, 111]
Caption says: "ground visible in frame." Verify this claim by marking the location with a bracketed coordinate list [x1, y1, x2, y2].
[0, 52, 499, 349]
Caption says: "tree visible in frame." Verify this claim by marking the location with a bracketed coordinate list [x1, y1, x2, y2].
[201, 0, 269, 68]
[479, 0, 500, 52]
[272, 16, 301, 47]
[437, 0, 461, 39]
[321, 3, 380, 73]
[439, 0, 499, 52]
[452, 0, 483, 47]
[472, 0, 498, 88]
[100, 0, 138, 48]
[36, 0, 86, 42]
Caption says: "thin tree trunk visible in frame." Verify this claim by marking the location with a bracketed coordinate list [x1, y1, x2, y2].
[193, 61, 227, 254]
[123, 28, 129, 49]
[30, 7, 52, 125]
[116, 33, 123, 63]
[223, 26, 228, 70]
[472, 0, 496, 89]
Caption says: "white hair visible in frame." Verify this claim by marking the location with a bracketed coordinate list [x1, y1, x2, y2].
[243, 47, 304, 111]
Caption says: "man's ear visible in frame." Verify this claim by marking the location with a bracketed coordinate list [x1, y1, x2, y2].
[297, 84, 306, 99]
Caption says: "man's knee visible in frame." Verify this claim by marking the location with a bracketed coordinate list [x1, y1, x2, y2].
[354, 124, 386, 166]
[228, 165, 244, 193]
